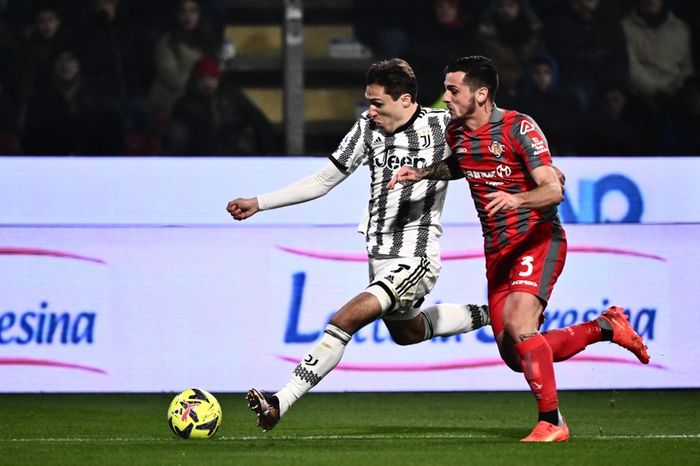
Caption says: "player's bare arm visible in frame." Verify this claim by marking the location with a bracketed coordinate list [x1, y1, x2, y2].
[552, 165, 565, 187]
[485, 165, 563, 216]
[227, 197, 259, 221]
[387, 156, 464, 189]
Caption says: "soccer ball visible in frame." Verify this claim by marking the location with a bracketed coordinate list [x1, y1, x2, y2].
[167, 388, 222, 439]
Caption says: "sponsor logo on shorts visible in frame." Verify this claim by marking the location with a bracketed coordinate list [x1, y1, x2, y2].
[511, 279, 538, 287]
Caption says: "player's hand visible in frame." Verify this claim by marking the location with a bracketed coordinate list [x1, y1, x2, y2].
[552, 165, 566, 187]
[387, 166, 422, 189]
[227, 197, 259, 221]
[484, 191, 522, 216]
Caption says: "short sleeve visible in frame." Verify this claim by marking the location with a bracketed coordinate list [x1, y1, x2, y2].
[510, 114, 551, 172]
[329, 117, 371, 172]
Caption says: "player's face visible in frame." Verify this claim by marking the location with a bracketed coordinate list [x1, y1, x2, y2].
[443, 71, 477, 123]
[364, 84, 411, 134]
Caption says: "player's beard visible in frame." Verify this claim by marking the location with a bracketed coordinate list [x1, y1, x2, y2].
[451, 95, 477, 124]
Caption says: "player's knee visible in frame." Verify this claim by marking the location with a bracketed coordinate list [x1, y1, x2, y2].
[504, 357, 523, 373]
[385, 320, 423, 346]
[388, 329, 421, 346]
[390, 335, 413, 346]
[497, 337, 523, 373]
[365, 282, 396, 313]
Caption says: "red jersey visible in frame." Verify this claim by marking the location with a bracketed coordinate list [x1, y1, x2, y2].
[447, 108, 562, 253]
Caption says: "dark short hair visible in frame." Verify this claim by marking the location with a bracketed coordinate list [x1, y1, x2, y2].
[444, 56, 499, 102]
[366, 58, 418, 102]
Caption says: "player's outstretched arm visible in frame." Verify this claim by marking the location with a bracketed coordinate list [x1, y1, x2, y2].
[227, 197, 259, 221]
[387, 165, 422, 189]
[388, 156, 464, 189]
[226, 161, 349, 221]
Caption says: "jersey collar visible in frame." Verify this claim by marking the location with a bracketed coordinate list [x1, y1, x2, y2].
[392, 105, 421, 135]
[489, 106, 505, 123]
[463, 105, 505, 135]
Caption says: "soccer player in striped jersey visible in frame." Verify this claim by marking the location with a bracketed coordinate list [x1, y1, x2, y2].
[226, 58, 489, 432]
[389, 55, 650, 442]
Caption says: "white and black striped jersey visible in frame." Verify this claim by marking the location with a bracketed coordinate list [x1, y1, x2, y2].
[329, 106, 452, 259]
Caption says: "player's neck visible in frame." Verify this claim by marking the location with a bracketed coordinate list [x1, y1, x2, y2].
[388, 104, 420, 134]
[464, 107, 491, 132]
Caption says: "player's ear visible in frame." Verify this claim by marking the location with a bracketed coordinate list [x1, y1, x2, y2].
[400, 93, 412, 108]
[476, 87, 488, 105]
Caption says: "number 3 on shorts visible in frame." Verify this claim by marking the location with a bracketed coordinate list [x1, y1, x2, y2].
[518, 256, 534, 277]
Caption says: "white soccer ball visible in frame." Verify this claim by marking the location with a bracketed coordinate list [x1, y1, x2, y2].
[167, 388, 222, 439]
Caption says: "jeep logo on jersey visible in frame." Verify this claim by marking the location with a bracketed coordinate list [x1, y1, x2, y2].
[488, 140, 505, 157]
[373, 153, 426, 169]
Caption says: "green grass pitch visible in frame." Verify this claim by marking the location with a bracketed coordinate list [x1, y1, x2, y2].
[2, 390, 698, 465]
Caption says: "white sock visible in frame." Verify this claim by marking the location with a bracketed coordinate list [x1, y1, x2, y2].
[274, 324, 351, 417]
[420, 303, 489, 340]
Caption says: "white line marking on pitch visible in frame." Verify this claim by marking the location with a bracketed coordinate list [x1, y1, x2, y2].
[1, 433, 698, 442]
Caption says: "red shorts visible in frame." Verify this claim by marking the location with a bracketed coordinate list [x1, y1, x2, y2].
[486, 221, 567, 337]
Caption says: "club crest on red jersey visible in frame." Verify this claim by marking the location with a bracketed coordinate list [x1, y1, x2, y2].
[488, 140, 506, 157]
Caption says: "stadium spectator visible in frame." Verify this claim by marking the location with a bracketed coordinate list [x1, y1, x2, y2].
[149, 0, 221, 118]
[228, 58, 490, 432]
[621, 0, 694, 153]
[4, 0, 90, 39]
[351, 0, 419, 59]
[405, 0, 481, 107]
[545, 0, 629, 109]
[474, 0, 545, 108]
[79, 0, 155, 100]
[621, 0, 693, 100]
[682, 2, 700, 72]
[516, 53, 583, 155]
[21, 45, 123, 154]
[164, 57, 274, 155]
[0, 9, 20, 96]
[581, 81, 657, 155]
[0, 70, 21, 154]
[76, 0, 160, 154]
[18, 3, 70, 107]
[667, 76, 700, 154]
[389, 56, 650, 442]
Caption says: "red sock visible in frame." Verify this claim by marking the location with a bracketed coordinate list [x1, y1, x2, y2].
[543, 321, 602, 362]
[515, 333, 558, 413]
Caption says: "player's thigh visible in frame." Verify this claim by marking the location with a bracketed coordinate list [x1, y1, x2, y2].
[370, 255, 440, 321]
[502, 291, 545, 338]
[506, 224, 567, 304]
[329, 292, 385, 334]
[487, 227, 566, 335]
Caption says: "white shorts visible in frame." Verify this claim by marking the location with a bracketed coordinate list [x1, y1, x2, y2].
[366, 255, 441, 321]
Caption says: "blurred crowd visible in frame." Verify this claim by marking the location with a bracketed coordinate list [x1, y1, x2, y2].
[354, 0, 700, 155]
[0, 0, 274, 156]
[0, 0, 697, 156]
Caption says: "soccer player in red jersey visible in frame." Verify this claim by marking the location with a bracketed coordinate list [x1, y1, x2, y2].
[389, 55, 650, 442]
